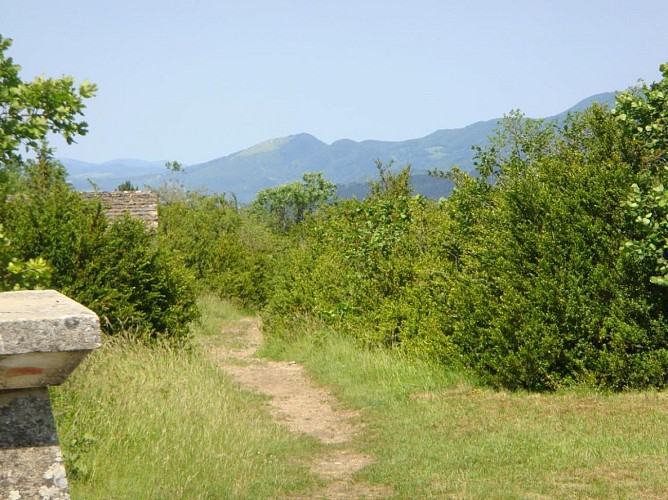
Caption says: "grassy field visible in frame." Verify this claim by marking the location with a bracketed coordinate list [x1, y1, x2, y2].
[53, 295, 668, 498]
[51, 295, 321, 499]
[264, 332, 668, 498]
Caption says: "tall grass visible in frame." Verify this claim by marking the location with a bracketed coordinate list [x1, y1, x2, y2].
[51, 297, 319, 499]
[265, 332, 668, 498]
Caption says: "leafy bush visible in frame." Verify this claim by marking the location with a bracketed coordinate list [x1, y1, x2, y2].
[1, 158, 198, 342]
[263, 162, 460, 363]
[157, 192, 285, 308]
[616, 63, 668, 286]
[69, 215, 198, 341]
[0, 223, 50, 290]
[262, 72, 668, 391]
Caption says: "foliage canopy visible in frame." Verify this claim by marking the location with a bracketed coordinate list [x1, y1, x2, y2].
[0, 35, 197, 342]
[253, 172, 336, 232]
[0, 35, 96, 167]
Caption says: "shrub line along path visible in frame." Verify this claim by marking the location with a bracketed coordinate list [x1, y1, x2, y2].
[206, 316, 394, 499]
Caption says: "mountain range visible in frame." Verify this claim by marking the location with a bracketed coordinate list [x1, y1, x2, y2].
[60, 92, 616, 203]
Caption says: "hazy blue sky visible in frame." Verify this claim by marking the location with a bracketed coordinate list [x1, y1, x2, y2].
[2, 0, 667, 164]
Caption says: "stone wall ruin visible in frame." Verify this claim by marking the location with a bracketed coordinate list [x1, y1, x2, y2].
[81, 190, 158, 229]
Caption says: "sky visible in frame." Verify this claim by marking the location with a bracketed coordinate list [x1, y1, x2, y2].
[2, 0, 668, 165]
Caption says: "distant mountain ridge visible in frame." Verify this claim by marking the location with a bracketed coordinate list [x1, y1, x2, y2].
[60, 92, 617, 202]
[62, 159, 166, 190]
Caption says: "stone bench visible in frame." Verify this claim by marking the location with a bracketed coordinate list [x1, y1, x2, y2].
[0, 290, 100, 499]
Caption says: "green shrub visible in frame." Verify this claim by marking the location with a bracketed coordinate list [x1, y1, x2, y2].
[262, 163, 461, 364]
[262, 87, 668, 391]
[157, 192, 285, 308]
[444, 107, 668, 390]
[0, 223, 50, 290]
[1, 158, 198, 342]
[69, 215, 198, 341]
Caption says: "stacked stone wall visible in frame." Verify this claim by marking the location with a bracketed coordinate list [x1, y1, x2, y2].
[82, 191, 158, 229]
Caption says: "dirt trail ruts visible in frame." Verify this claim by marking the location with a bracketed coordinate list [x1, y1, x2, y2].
[207, 317, 393, 499]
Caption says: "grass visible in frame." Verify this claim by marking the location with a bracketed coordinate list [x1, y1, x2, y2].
[191, 293, 250, 336]
[194, 293, 255, 352]
[264, 332, 668, 498]
[52, 294, 668, 498]
[51, 295, 320, 499]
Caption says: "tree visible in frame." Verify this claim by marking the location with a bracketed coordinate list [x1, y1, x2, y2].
[0, 35, 95, 290]
[0, 36, 197, 341]
[164, 160, 183, 173]
[617, 63, 668, 286]
[116, 180, 138, 191]
[0, 35, 97, 168]
[253, 172, 336, 232]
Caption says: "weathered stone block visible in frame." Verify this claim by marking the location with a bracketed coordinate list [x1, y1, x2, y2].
[0, 290, 100, 390]
[81, 190, 158, 229]
[0, 290, 101, 499]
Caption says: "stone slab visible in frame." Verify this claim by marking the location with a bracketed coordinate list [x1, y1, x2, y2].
[0, 290, 100, 356]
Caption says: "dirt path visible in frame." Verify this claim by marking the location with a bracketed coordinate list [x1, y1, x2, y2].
[207, 317, 394, 499]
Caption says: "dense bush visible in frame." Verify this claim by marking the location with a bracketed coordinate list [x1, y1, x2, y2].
[252, 172, 337, 233]
[443, 108, 668, 390]
[1, 158, 198, 341]
[263, 163, 460, 363]
[262, 66, 668, 391]
[69, 215, 198, 341]
[157, 191, 285, 308]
